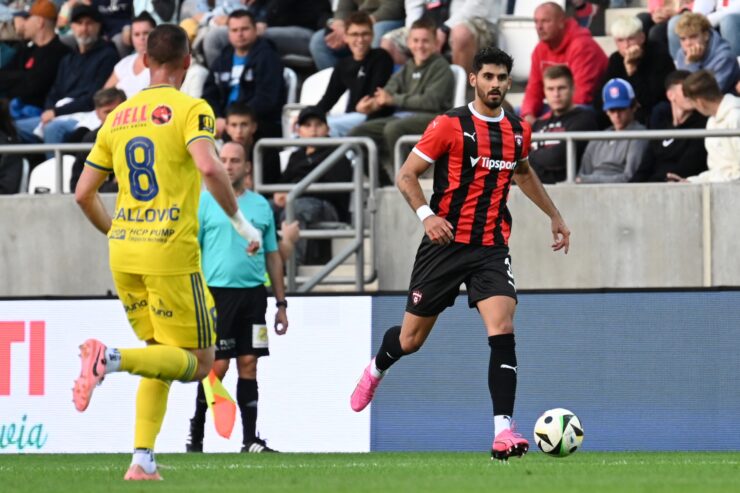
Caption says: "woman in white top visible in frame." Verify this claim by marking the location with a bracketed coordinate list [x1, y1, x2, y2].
[104, 12, 156, 98]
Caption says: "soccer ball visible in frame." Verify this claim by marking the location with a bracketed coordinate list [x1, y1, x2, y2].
[533, 408, 584, 457]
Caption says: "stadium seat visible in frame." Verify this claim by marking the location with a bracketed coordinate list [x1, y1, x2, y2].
[284, 67, 299, 105]
[28, 155, 75, 194]
[299, 68, 348, 115]
[497, 17, 538, 82]
[450, 64, 468, 108]
[18, 158, 30, 194]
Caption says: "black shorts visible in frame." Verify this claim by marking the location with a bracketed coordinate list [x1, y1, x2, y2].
[210, 285, 269, 360]
[406, 236, 517, 317]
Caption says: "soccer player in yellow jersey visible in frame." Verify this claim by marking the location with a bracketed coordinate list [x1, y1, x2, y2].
[73, 24, 263, 481]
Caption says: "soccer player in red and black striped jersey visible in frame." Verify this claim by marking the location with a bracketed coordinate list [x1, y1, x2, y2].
[350, 47, 571, 460]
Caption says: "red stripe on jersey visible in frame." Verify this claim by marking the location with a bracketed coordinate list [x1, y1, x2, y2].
[483, 117, 517, 246]
[436, 117, 464, 218]
[454, 117, 494, 243]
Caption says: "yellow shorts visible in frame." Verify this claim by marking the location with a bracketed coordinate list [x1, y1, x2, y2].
[112, 270, 216, 349]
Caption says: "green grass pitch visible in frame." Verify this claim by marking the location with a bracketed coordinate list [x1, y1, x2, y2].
[3, 452, 740, 492]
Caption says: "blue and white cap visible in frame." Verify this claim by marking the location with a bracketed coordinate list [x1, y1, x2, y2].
[602, 78, 635, 110]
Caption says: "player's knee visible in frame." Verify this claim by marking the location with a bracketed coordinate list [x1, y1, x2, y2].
[192, 349, 215, 380]
[488, 320, 514, 336]
[236, 356, 257, 379]
[399, 332, 424, 354]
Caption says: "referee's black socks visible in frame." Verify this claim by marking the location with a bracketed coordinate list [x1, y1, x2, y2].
[374, 325, 406, 372]
[237, 378, 258, 444]
[488, 333, 517, 418]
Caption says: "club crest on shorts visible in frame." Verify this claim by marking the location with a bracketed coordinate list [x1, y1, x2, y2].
[411, 290, 423, 305]
[151, 105, 173, 125]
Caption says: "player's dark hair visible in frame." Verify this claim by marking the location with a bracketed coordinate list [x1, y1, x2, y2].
[664, 69, 692, 90]
[543, 64, 573, 87]
[473, 47, 513, 76]
[346, 11, 373, 31]
[147, 24, 189, 66]
[225, 101, 257, 121]
[682, 69, 722, 101]
[93, 87, 126, 108]
[228, 9, 256, 26]
[409, 16, 436, 34]
[132, 10, 156, 29]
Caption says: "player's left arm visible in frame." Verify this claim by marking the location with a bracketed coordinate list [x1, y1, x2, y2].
[513, 158, 570, 254]
[265, 250, 288, 335]
[75, 166, 112, 235]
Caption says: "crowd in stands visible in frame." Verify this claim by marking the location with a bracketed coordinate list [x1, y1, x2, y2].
[0, 0, 737, 215]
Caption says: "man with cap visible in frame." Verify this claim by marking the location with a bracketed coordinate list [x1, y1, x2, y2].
[576, 78, 649, 183]
[14, 3, 118, 147]
[272, 105, 353, 265]
[0, 0, 71, 121]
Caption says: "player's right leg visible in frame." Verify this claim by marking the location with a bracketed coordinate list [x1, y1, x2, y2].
[351, 312, 438, 412]
[351, 236, 465, 412]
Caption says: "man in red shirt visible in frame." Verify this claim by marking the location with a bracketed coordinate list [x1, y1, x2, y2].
[521, 1, 608, 123]
[350, 47, 571, 461]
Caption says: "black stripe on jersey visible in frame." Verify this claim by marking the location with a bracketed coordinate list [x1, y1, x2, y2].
[469, 119, 503, 245]
[190, 274, 204, 348]
[444, 114, 479, 232]
[492, 115, 524, 244]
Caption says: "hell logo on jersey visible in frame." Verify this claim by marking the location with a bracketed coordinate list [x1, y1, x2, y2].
[111, 104, 149, 128]
[151, 105, 174, 126]
[199, 114, 215, 133]
[514, 133, 523, 147]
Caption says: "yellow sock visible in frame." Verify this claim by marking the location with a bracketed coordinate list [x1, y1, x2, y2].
[119, 346, 198, 382]
[134, 378, 170, 450]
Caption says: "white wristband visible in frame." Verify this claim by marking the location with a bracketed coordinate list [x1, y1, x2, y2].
[229, 210, 263, 245]
[415, 205, 435, 222]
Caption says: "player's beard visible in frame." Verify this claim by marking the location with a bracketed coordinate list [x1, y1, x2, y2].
[477, 84, 507, 110]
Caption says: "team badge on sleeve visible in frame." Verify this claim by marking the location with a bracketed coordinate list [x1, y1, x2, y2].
[199, 114, 215, 133]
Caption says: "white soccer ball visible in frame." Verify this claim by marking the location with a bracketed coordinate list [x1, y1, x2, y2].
[533, 408, 584, 457]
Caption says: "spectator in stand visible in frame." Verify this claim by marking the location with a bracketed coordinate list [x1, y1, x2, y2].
[310, 0, 404, 70]
[254, 0, 333, 60]
[577, 78, 649, 183]
[14, 4, 119, 146]
[273, 106, 354, 265]
[380, 0, 500, 75]
[0, 99, 24, 194]
[530, 65, 599, 184]
[637, 0, 692, 53]
[593, 15, 675, 128]
[349, 17, 454, 184]
[632, 70, 708, 182]
[692, 0, 740, 56]
[202, 9, 285, 182]
[69, 88, 127, 192]
[220, 101, 258, 148]
[673, 12, 740, 93]
[316, 11, 394, 137]
[521, 2, 608, 124]
[195, 1, 333, 68]
[668, 69, 740, 182]
[668, 1, 740, 58]
[92, 0, 134, 56]
[0, 0, 71, 122]
[104, 11, 155, 98]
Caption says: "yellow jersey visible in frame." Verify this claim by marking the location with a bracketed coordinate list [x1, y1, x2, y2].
[86, 85, 217, 275]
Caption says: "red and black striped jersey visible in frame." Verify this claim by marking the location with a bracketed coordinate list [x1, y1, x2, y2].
[412, 102, 532, 246]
